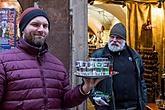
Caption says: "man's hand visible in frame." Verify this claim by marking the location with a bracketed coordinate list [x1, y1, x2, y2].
[93, 97, 109, 106]
[81, 77, 104, 94]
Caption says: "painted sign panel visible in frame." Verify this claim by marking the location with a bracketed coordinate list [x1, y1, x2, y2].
[0, 8, 16, 51]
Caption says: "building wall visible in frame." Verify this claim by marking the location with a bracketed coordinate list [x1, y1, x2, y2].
[70, 0, 88, 110]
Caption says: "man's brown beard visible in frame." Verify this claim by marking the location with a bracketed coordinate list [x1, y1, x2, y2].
[32, 36, 46, 47]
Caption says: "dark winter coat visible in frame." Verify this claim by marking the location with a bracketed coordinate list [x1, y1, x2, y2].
[0, 38, 87, 110]
[89, 44, 147, 110]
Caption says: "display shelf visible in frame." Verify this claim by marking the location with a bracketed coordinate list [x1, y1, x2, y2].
[138, 48, 160, 102]
[88, 44, 96, 57]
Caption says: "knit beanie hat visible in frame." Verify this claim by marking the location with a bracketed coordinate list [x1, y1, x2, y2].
[110, 23, 126, 40]
[19, 7, 50, 33]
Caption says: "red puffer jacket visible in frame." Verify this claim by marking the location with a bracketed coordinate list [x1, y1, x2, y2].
[0, 39, 87, 110]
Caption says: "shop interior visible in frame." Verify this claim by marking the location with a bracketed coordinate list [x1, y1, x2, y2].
[87, 0, 165, 109]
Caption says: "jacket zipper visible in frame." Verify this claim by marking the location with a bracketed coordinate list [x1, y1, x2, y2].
[108, 55, 116, 110]
[37, 52, 48, 110]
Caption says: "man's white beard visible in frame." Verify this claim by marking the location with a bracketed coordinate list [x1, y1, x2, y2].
[108, 40, 126, 52]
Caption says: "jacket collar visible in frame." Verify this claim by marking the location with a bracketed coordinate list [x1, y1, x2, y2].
[17, 38, 48, 56]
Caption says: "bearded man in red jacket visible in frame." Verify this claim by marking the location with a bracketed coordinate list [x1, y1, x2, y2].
[0, 7, 102, 110]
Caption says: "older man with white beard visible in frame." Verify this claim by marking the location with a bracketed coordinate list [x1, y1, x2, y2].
[89, 23, 147, 110]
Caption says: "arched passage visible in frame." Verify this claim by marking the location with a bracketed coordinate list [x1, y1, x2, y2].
[88, 4, 126, 50]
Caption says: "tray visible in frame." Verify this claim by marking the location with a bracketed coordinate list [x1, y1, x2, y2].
[74, 72, 110, 78]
